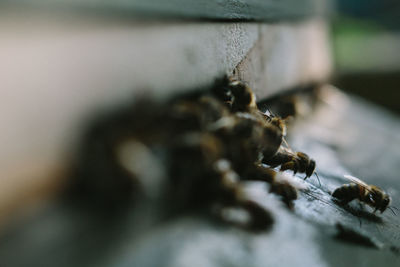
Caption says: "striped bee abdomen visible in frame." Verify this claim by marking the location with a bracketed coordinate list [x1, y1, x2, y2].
[332, 183, 361, 204]
[263, 150, 292, 167]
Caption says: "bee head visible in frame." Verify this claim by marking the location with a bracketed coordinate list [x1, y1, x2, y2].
[368, 186, 391, 214]
[306, 159, 316, 178]
[379, 194, 391, 213]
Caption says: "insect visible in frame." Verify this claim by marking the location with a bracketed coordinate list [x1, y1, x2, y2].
[212, 77, 257, 113]
[168, 133, 274, 231]
[207, 110, 278, 172]
[228, 79, 258, 112]
[71, 77, 321, 231]
[262, 147, 320, 186]
[263, 109, 288, 137]
[261, 109, 292, 152]
[168, 95, 230, 134]
[332, 175, 394, 214]
[211, 77, 289, 160]
[269, 178, 299, 209]
[241, 164, 300, 209]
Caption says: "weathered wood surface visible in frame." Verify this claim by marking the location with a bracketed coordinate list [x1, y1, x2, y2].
[2, 0, 331, 21]
[1, 87, 399, 267]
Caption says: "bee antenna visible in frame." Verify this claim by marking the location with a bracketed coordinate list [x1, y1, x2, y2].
[282, 138, 292, 150]
[388, 207, 397, 216]
[314, 171, 321, 187]
[391, 206, 399, 211]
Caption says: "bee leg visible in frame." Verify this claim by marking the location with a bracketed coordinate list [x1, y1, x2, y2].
[357, 203, 366, 226]
[240, 199, 274, 231]
[312, 172, 322, 187]
[388, 207, 397, 215]
[215, 197, 274, 232]
[243, 166, 297, 209]
[269, 180, 298, 210]
[242, 164, 276, 184]
[293, 161, 300, 176]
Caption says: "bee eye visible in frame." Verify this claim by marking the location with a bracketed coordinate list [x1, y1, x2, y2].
[383, 197, 389, 205]
[368, 194, 375, 203]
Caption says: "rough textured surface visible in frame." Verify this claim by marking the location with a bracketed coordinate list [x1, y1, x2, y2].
[0, 12, 331, 221]
[1, 88, 399, 267]
[233, 21, 331, 99]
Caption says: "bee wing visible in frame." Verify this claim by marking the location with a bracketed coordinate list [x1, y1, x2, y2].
[263, 109, 274, 118]
[343, 174, 372, 192]
[277, 146, 295, 156]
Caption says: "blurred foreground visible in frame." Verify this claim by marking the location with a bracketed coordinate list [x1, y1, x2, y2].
[1, 86, 399, 267]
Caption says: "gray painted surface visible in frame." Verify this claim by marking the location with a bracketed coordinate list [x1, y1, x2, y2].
[3, 0, 332, 21]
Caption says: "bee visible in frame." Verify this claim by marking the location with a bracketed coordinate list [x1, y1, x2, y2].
[212, 77, 257, 113]
[266, 96, 299, 119]
[168, 95, 230, 134]
[260, 121, 285, 160]
[205, 107, 297, 208]
[260, 109, 292, 155]
[332, 175, 393, 214]
[168, 133, 274, 231]
[263, 147, 320, 186]
[212, 159, 274, 231]
[241, 164, 299, 209]
[208, 110, 287, 175]
[268, 179, 298, 209]
[228, 80, 257, 112]
[262, 109, 288, 137]
[211, 77, 288, 159]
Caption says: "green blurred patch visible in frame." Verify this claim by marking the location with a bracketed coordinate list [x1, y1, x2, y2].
[332, 18, 400, 114]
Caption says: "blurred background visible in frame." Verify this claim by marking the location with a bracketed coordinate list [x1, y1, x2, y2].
[333, 0, 400, 114]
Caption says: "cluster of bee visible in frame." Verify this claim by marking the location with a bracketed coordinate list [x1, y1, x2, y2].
[70, 77, 395, 233]
[70, 77, 322, 231]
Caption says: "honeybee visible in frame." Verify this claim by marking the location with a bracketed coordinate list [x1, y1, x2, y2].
[168, 95, 230, 134]
[332, 175, 393, 214]
[228, 80, 257, 112]
[269, 179, 298, 209]
[262, 109, 287, 137]
[263, 147, 320, 186]
[212, 77, 257, 113]
[168, 132, 274, 230]
[208, 109, 288, 175]
[210, 77, 288, 158]
[260, 109, 291, 154]
[241, 164, 299, 209]
[212, 159, 274, 231]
